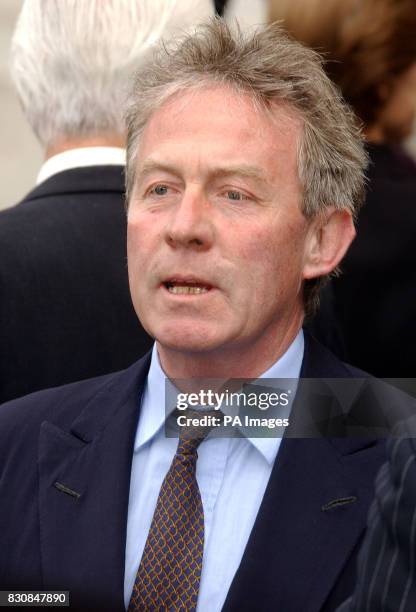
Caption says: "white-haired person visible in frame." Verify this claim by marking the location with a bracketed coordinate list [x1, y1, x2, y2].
[0, 0, 214, 405]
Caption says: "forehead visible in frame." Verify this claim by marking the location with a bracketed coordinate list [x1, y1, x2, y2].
[136, 84, 302, 185]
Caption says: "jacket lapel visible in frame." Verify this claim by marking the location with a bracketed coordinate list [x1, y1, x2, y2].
[38, 355, 151, 611]
[222, 435, 384, 612]
[222, 334, 385, 612]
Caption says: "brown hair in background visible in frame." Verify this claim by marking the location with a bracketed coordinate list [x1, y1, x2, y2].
[270, 0, 416, 126]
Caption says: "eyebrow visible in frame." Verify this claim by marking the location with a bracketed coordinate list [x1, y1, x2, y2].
[136, 159, 273, 187]
[210, 166, 271, 185]
[137, 160, 181, 180]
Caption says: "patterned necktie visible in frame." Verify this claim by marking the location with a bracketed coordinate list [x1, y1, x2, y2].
[128, 416, 208, 612]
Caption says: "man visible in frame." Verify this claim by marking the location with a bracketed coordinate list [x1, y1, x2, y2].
[0, 0, 213, 404]
[337, 416, 416, 612]
[0, 20, 387, 611]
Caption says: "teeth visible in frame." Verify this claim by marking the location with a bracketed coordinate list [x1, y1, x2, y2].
[168, 285, 208, 294]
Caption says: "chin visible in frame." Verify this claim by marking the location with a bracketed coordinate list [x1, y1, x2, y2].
[153, 322, 227, 354]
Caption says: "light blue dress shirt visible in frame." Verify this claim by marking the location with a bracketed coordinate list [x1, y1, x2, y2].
[124, 330, 304, 611]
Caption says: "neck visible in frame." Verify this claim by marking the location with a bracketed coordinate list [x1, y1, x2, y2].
[45, 133, 125, 160]
[156, 313, 303, 380]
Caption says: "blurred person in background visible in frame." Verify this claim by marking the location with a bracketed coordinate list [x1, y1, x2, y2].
[336, 415, 416, 612]
[214, 0, 227, 15]
[271, 0, 416, 377]
[0, 0, 213, 405]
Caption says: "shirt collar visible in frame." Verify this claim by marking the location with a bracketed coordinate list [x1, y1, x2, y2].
[243, 331, 303, 464]
[135, 330, 304, 464]
[36, 146, 126, 185]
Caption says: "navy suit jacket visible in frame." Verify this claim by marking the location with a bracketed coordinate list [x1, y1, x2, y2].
[337, 416, 416, 612]
[0, 166, 152, 404]
[0, 335, 387, 611]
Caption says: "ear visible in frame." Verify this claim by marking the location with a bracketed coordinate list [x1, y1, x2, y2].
[302, 208, 356, 280]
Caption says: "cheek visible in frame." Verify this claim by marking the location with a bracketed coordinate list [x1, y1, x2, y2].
[127, 213, 140, 250]
[126, 226, 136, 260]
[234, 221, 306, 278]
[127, 222, 152, 299]
[231, 232, 286, 311]
[127, 215, 156, 264]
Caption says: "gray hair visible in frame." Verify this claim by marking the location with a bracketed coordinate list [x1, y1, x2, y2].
[10, 0, 214, 148]
[125, 19, 368, 313]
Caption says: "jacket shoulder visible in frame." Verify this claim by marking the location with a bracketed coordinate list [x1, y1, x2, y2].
[302, 330, 370, 378]
[0, 350, 150, 440]
[0, 370, 122, 436]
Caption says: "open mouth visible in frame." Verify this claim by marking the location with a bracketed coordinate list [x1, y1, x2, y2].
[163, 278, 213, 295]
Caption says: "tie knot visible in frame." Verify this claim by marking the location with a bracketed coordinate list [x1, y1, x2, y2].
[176, 409, 218, 456]
[176, 435, 204, 457]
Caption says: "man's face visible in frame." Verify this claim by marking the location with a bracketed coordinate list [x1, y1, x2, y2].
[127, 86, 313, 363]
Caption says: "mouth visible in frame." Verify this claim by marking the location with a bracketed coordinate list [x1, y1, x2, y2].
[162, 277, 214, 295]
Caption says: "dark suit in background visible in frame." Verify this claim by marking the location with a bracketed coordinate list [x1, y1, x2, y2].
[337, 415, 416, 612]
[214, 0, 228, 15]
[331, 144, 416, 377]
[0, 165, 152, 405]
[0, 334, 386, 611]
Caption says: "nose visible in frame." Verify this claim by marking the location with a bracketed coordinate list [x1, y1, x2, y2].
[165, 188, 214, 251]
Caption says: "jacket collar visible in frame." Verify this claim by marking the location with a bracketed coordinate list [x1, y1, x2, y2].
[36, 147, 125, 186]
[24, 165, 125, 202]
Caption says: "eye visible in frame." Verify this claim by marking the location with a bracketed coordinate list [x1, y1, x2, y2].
[150, 184, 169, 196]
[225, 190, 249, 201]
